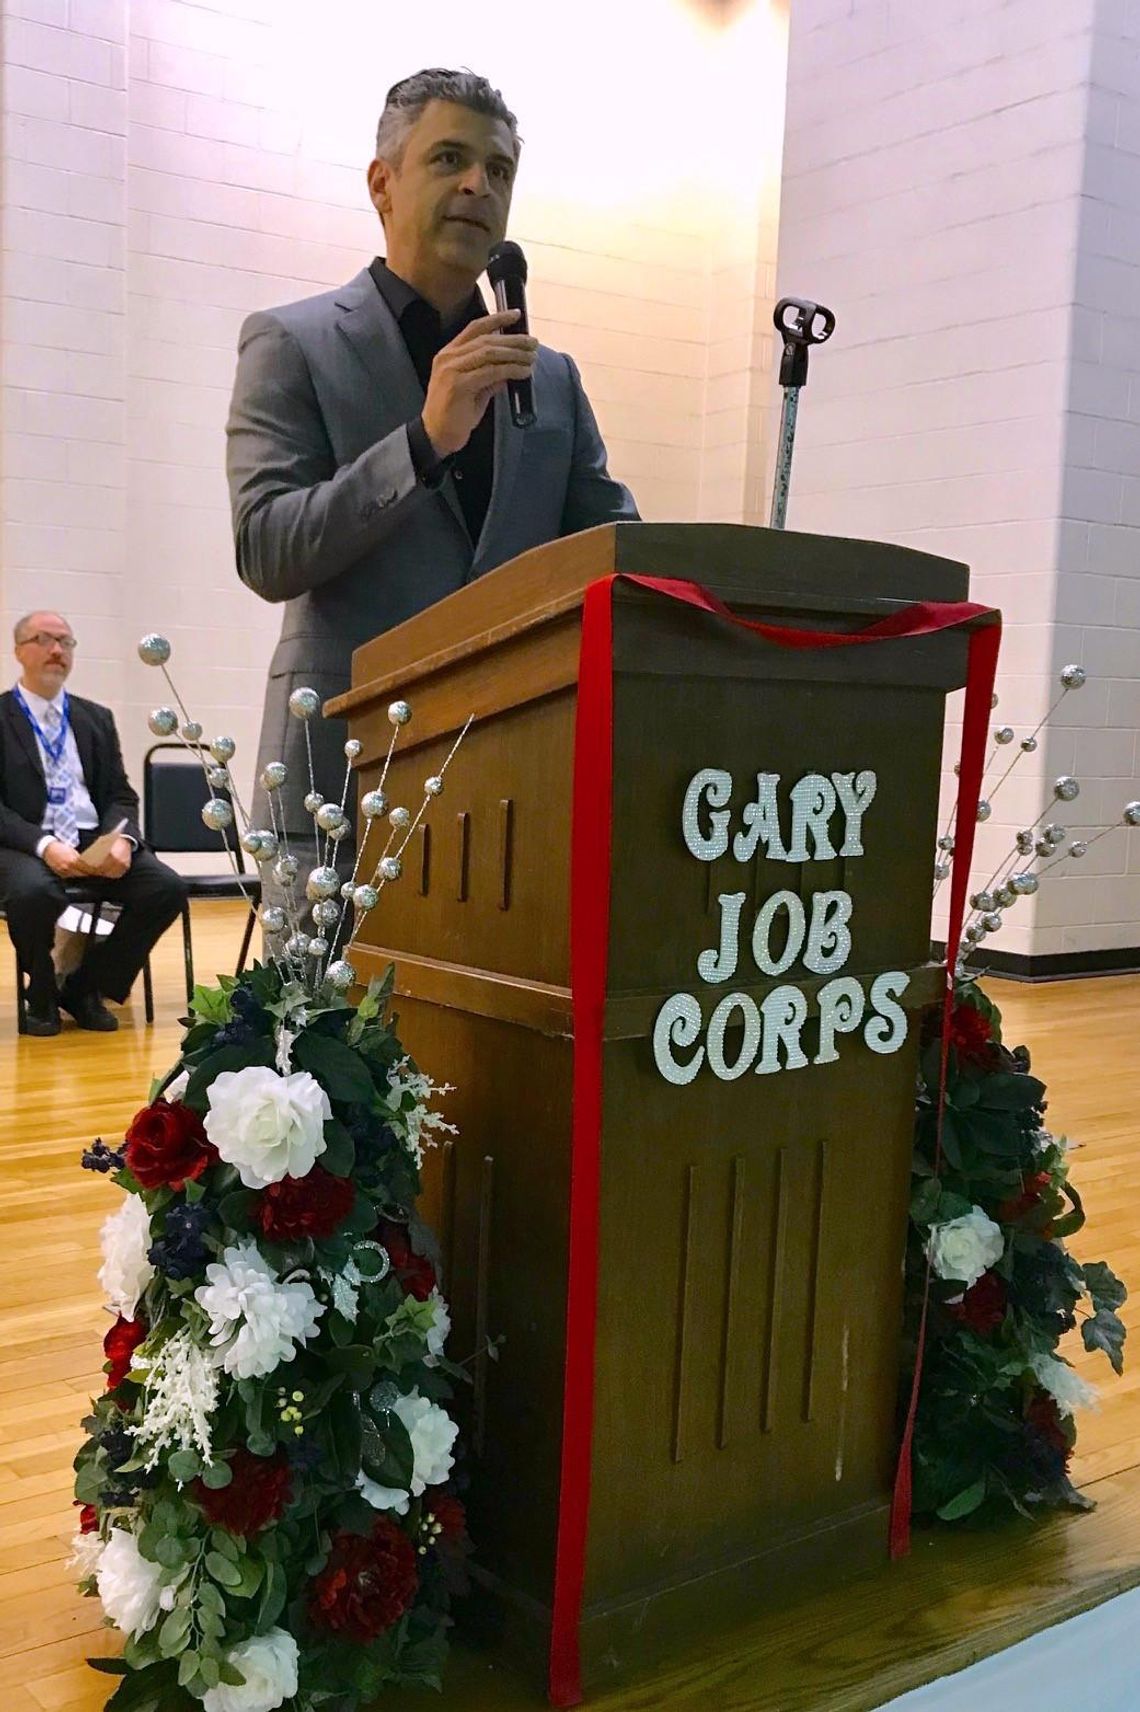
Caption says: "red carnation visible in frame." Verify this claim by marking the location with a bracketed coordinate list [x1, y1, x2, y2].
[947, 1270, 1007, 1335]
[308, 1517, 418, 1642]
[124, 1100, 217, 1191]
[1026, 1393, 1072, 1469]
[192, 1448, 292, 1537]
[427, 1495, 466, 1541]
[376, 1219, 436, 1301]
[75, 1502, 99, 1533]
[998, 1170, 1053, 1224]
[103, 1316, 148, 1389]
[254, 1166, 356, 1242]
[948, 1001, 997, 1069]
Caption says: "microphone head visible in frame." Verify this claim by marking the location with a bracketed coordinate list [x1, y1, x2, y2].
[487, 240, 527, 286]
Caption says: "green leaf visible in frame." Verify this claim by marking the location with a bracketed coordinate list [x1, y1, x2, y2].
[246, 1429, 276, 1458]
[232, 1554, 264, 1599]
[189, 986, 232, 1026]
[158, 1606, 193, 1657]
[936, 1476, 988, 1521]
[197, 1582, 225, 1617]
[75, 1463, 104, 1504]
[167, 1448, 202, 1485]
[218, 1661, 247, 1686]
[87, 1657, 129, 1676]
[909, 1178, 942, 1225]
[209, 1529, 240, 1562]
[199, 1459, 233, 1490]
[199, 1654, 221, 1690]
[154, 1536, 186, 1570]
[1083, 1260, 1128, 1315]
[295, 1033, 376, 1105]
[1082, 1308, 1127, 1376]
[184, 1179, 205, 1205]
[205, 1552, 243, 1588]
[217, 1189, 256, 1232]
[258, 1561, 287, 1630]
[977, 1072, 1046, 1111]
[184, 1040, 275, 1109]
[319, 1117, 356, 1179]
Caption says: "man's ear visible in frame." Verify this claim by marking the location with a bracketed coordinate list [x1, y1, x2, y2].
[367, 157, 393, 225]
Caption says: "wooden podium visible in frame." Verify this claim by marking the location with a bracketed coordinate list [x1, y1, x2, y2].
[326, 523, 973, 1704]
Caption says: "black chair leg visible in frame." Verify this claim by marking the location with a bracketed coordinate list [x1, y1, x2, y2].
[15, 956, 28, 1036]
[143, 956, 154, 1025]
[236, 904, 256, 977]
[182, 900, 194, 1009]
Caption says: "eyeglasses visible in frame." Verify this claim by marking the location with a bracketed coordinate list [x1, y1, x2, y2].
[17, 632, 77, 651]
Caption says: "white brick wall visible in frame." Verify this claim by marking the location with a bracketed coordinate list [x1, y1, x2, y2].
[1, 0, 786, 813]
[777, 0, 1140, 963]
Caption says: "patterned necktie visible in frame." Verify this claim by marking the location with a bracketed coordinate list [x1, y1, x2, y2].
[41, 701, 79, 847]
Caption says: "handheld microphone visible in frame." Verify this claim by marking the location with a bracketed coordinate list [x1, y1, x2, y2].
[486, 240, 536, 428]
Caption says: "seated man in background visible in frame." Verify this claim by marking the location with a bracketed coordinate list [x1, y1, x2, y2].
[0, 611, 186, 1036]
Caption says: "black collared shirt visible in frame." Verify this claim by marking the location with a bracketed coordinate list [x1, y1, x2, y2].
[369, 258, 494, 546]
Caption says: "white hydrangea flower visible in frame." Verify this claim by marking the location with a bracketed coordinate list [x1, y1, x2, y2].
[398, 1388, 458, 1495]
[98, 1195, 155, 1318]
[201, 1628, 299, 1712]
[425, 1287, 451, 1364]
[926, 1205, 1005, 1290]
[164, 1068, 190, 1102]
[132, 1326, 219, 1473]
[195, 1240, 324, 1379]
[1031, 1353, 1100, 1418]
[95, 1529, 164, 1638]
[384, 1058, 457, 1167]
[204, 1066, 330, 1189]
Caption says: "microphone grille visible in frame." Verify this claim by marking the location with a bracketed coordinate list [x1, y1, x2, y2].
[487, 240, 527, 286]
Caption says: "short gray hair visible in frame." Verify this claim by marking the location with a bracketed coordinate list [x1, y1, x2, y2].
[375, 68, 520, 168]
[13, 609, 66, 643]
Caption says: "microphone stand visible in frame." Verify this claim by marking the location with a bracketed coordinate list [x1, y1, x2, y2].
[768, 297, 836, 530]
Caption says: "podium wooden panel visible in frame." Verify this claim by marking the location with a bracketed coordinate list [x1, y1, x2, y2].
[326, 523, 973, 1702]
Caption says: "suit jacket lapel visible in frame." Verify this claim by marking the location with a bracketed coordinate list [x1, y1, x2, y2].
[69, 698, 99, 800]
[334, 270, 470, 543]
[471, 390, 524, 576]
[5, 690, 46, 784]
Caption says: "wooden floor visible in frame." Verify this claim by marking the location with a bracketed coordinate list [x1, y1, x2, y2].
[1, 903, 1137, 1712]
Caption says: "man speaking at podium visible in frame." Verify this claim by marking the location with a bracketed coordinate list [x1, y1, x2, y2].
[226, 67, 638, 847]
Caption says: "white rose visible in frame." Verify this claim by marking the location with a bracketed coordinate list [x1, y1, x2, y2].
[425, 1288, 451, 1364]
[201, 1628, 298, 1712]
[356, 1471, 410, 1515]
[204, 1066, 330, 1189]
[195, 1240, 324, 1380]
[1031, 1353, 1100, 1418]
[926, 1205, 1005, 1290]
[98, 1195, 155, 1317]
[95, 1529, 164, 1639]
[164, 1068, 190, 1102]
[397, 1389, 458, 1495]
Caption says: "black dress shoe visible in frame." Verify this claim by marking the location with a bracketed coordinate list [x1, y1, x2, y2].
[59, 980, 119, 1032]
[24, 1002, 61, 1037]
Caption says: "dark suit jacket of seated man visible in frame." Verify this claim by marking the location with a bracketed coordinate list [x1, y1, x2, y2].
[0, 611, 187, 1036]
[225, 67, 638, 856]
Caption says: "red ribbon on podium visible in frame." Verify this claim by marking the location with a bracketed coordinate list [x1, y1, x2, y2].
[549, 572, 1001, 1708]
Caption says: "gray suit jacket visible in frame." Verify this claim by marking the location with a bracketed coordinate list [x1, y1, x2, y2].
[226, 266, 638, 838]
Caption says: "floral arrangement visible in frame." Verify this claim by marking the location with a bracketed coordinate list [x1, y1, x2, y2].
[905, 660, 1134, 1524]
[73, 640, 473, 1711]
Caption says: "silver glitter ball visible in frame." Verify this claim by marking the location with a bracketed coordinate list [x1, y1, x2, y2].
[937, 835, 955, 853]
[305, 864, 341, 900]
[1060, 664, 1087, 690]
[1053, 775, 1080, 802]
[970, 891, 995, 912]
[147, 706, 178, 737]
[284, 932, 311, 960]
[994, 883, 1016, 908]
[934, 859, 950, 881]
[982, 911, 1003, 933]
[315, 802, 346, 833]
[327, 820, 351, 842]
[138, 633, 171, 667]
[344, 738, 363, 760]
[387, 699, 411, 727]
[206, 765, 229, 790]
[209, 736, 237, 764]
[180, 721, 203, 743]
[240, 829, 265, 855]
[353, 884, 379, 912]
[990, 693, 999, 709]
[274, 854, 300, 885]
[993, 726, 1014, 745]
[1069, 840, 1089, 859]
[1020, 736, 1038, 754]
[388, 806, 411, 830]
[963, 924, 980, 944]
[311, 899, 339, 928]
[261, 762, 288, 791]
[201, 797, 233, 831]
[303, 791, 324, 814]
[975, 798, 992, 822]
[1044, 824, 1067, 846]
[1016, 830, 1035, 854]
[306, 937, 329, 959]
[1036, 839, 1053, 858]
[379, 856, 402, 882]
[424, 774, 444, 797]
[260, 905, 287, 934]
[340, 881, 356, 901]
[325, 959, 356, 992]
[1011, 872, 1039, 896]
[253, 833, 279, 864]
[288, 687, 321, 720]
[361, 790, 388, 819]
[1123, 801, 1140, 827]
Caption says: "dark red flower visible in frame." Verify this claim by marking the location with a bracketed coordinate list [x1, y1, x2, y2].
[253, 1166, 356, 1242]
[947, 1270, 1007, 1335]
[123, 1100, 217, 1191]
[376, 1219, 436, 1301]
[997, 1169, 1053, 1224]
[75, 1502, 99, 1533]
[948, 1001, 996, 1068]
[103, 1316, 148, 1389]
[427, 1495, 466, 1541]
[308, 1517, 418, 1642]
[1025, 1392, 1073, 1478]
[192, 1448, 292, 1537]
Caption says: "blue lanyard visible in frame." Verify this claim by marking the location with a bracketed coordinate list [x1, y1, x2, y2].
[14, 686, 70, 769]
